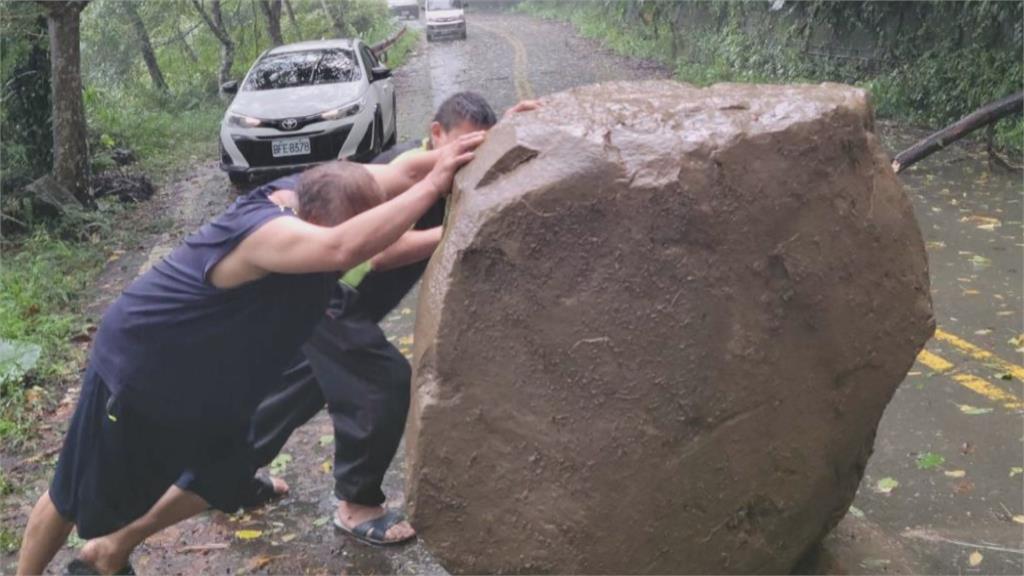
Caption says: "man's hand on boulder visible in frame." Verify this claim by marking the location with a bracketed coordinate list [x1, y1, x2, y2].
[426, 131, 486, 196]
[504, 99, 542, 120]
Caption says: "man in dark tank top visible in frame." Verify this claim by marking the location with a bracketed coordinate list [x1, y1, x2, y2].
[16, 133, 485, 576]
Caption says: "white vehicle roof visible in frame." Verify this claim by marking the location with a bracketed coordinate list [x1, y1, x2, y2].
[267, 39, 358, 55]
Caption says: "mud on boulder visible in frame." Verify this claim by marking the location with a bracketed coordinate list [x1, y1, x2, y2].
[406, 80, 934, 574]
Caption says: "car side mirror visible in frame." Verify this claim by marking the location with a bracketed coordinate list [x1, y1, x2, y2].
[371, 66, 392, 82]
[221, 80, 239, 94]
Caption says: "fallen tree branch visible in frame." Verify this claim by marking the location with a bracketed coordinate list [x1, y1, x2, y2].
[892, 91, 1023, 173]
[370, 25, 407, 56]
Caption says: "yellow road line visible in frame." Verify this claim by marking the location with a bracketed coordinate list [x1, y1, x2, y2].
[951, 373, 1024, 410]
[935, 328, 1024, 381]
[917, 350, 954, 373]
[473, 22, 534, 100]
[915, 332, 1024, 410]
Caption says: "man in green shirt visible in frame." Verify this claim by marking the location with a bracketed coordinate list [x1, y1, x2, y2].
[244, 93, 540, 545]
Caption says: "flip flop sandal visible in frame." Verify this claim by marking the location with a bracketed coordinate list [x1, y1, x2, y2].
[66, 558, 135, 575]
[240, 471, 287, 509]
[333, 509, 415, 546]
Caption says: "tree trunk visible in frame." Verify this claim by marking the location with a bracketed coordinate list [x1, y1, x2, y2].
[42, 0, 91, 206]
[123, 2, 168, 92]
[190, 0, 235, 96]
[174, 20, 200, 63]
[284, 0, 298, 31]
[892, 91, 1024, 173]
[260, 0, 283, 46]
[319, 0, 346, 37]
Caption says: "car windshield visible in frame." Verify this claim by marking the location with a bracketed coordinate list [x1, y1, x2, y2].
[427, 0, 462, 10]
[243, 49, 359, 91]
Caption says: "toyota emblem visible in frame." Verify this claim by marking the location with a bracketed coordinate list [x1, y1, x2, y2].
[281, 118, 298, 130]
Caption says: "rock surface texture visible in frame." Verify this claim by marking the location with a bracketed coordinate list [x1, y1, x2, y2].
[406, 81, 934, 574]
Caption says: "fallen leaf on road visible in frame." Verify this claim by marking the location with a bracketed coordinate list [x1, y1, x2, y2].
[401, 307, 412, 315]
[235, 529, 263, 540]
[66, 532, 84, 549]
[970, 255, 992, 269]
[969, 551, 983, 567]
[962, 289, 980, 296]
[1013, 515, 1024, 525]
[313, 516, 329, 527]
[398, 335, 414, 347]
[269, 453, 292, 475]
[960, 215, 1001, 229]
[860, 558, 890, 570]
[973, 328, 990, 335]
[847, 505, 865, 519]
[179, 543, 229, 553]
[319, 434, 333, 447]
[241, 554, 284, 573]
[916, 452, 945, 470]
[321, 459, 331, 474]
[996, 372, 1013, 381]
[944, 470, 966, 478]
[952, 479, 974, 494]
[1010, 467, 1023, 478]
[958, 404, 992, 415]
[875, 477, 899, 494]
[281, 533, 297, 543]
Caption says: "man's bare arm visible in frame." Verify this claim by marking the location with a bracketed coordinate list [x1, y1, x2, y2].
[370, 227, 443, 272]
[239, 133, 483, 277]
[364, 148, 440, 200]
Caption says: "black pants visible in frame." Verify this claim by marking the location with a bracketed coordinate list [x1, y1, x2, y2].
[248, 194, 445, 506]
[248, 285, 411, 506]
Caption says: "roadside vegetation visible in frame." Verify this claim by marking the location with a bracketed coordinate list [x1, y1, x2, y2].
[521, 0, 1023, 154]
[0, 0, 416, 453]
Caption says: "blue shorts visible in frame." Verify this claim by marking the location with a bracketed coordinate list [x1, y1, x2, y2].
[50, 366, 251, 538]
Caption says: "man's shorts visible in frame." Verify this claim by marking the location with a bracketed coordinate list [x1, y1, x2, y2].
[50, 366, 251, 538]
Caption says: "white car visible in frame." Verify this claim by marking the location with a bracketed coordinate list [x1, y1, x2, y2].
[425, 0, 466, 41]
[388, 0, 419, 19]
[220, 39, 397, 184]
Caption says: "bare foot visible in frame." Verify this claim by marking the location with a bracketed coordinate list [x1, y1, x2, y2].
[78, 536, 130, 575]
[335, 501, 416, 543]
[269, 476, 289, 496]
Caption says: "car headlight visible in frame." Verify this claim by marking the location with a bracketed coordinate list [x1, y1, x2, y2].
[228, 113, 262, 128]
[320, 100, 363, 121]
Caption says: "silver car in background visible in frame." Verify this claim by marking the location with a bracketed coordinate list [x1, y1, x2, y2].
[220, 39, 397, 184]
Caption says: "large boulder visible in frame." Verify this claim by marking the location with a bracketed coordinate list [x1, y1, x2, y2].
[406, 81, 934, 574]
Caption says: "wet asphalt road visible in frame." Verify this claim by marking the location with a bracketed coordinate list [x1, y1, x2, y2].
[842, 127, 1024, 575]
[15, 10, 1023, 576]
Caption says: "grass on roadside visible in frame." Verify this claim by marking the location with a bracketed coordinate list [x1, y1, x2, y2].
[0, 230, 106, 448]
[86, 87, 226, 181]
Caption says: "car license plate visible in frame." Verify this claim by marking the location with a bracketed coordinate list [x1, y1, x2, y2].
[271, 137, 311, 157]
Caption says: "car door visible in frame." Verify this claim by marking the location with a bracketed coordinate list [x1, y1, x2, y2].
[360, 43, 395, 137]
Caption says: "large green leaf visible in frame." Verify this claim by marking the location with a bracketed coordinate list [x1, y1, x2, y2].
[0, 339, 42, 386]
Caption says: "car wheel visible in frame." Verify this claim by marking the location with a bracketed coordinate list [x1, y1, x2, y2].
[385, 99, 397, 149]
[372, 112, 384, 156]
[228, 172, 249, 187]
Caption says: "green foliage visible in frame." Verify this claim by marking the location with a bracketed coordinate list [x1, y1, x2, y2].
[0, 1, 412, 450]
[521, 0, 1024, 152]
[0, 231, 104, 445]
[1, 2, 53, 190]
